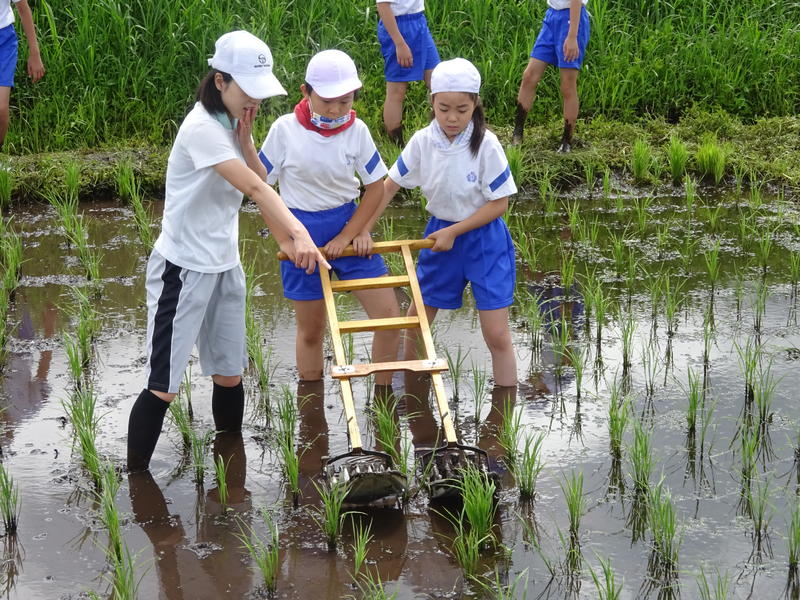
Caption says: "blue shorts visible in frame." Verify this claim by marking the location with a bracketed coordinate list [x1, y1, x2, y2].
[378, 12, 440, 82]
[0, 24, 18, 88]
[417, 216, 516, 311]
[531, 6, 590, 69]
[281, 201, 388, 301]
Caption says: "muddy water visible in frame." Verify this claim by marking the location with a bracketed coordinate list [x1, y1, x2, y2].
[2, 190, 800, 599]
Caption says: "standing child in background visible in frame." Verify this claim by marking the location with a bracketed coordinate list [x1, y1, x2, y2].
[376, 0, 440, 146]
[512, 0, 589, 152]
[0, 0, 44, 150]
[258, 49, 401, 396]
[378, 58, 518, 387]
[126, 31, 328, 473]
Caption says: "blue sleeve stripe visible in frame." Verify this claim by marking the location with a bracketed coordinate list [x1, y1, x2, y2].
[397, 154, 409, 177]
[258, 150, 273, 172]
[365, 150, 380, 175]
[489, 165, 511, 192]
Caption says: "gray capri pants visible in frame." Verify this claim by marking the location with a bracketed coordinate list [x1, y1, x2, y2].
[144, 250, 248, 394]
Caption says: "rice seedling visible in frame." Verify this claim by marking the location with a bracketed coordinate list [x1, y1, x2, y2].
[189, 427, 214, 487]
[505, 144, 523, 184]
[702, 241, 721, 291]
[0, 225, 22, 294]
[456, 462, 497, 547]
[789, 499, 800, 571]
[442, 511, 488, 577]
[351, 569, 397, 600]
[589, 555, 623, 600]
[738, 424, 759, 506]
[497, 399, 523, 468]
[64, 386, 103, 487]
[747, 475, 772, 557]
[469, 362, 490, 432]
[632, 197, 652, 237]
[631, 138, 653, 183]
[515, 231, 540, 274]
[442, 345, 468, 400]
[370, 393, 413, 481]
[238, 510, 281, 595]
[103, 542, 139, 600]
[0, 463, 20, 534]
[577, 215, 601, 246]
[0, 167, 11, 209]
[696, 565, 731, 600]
[560, 251, 576, 299]
[565, 199, 581, 234]
[97, 463, 123, 561]
[667, 136, 689, 185]
[661, 273, 685, 337]
[752, 360, 777, 438]
[618, 309, 636, 370]
[748, 179, 764, 211]
[515, 431, 546, 500]
[275, 386, 301, 505]
[685, 367, 702, 435]
[129, 182, 154, 253]
[629, 419, 653, 494]
[168, 393, 193, 451]
[214, 454, 230, 510]
[64, 161, 81, 203]
[641, 343, 661, 399]
[607, 227, 628, 275]
[561, 471, 585, 541]
[607, 389, 630, 459]
[752, 279, 769, 334]
[754, 224, 776, 276]
[647, 479, 680, 580]
[684, 174, 696, 213]
[550, 316, 571, 380]
[696, 136, 727, 183]
[790, 252, 800, 289]
[310, 480, 351, 550]
[602, 167, 611, 200]
[702, 203, 724, 234]
[471, 567, 529, 600]
[350, 518, 373, 579]
[567, 345, 586, 399]
[378, 216, 404, 274]
[538, 169, 552, 206]
[584, 161, 596, 194]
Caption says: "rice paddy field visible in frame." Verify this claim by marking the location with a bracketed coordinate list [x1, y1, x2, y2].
[0, 171, 799, 598]
[1, 0, 800, 599]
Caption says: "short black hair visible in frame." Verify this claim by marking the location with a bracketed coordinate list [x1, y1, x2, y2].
[196, 70, 232, 114]
[304, 82, 361, 101]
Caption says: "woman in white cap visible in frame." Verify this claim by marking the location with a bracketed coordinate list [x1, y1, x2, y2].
[377, 57, 518, 387]
[127, 31, 328, 472]
[257, 49, 401, 395]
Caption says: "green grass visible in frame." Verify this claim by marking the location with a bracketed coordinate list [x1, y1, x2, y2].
[631, 138, 653, 184]
[695, 135, 727, 183]
[0, 463, 20, 534]
[667, 137, 689, 184]
[0, 167, 11, 209]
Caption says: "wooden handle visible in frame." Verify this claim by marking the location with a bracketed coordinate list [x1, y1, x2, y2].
[276, 238, 435, 261]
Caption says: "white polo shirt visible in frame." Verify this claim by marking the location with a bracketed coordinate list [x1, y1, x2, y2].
[388, 121, 517, 223]
[153, 102, 245, 273]
[547, 0, 588, 9]
[376, 0, 424, 16]
[0, 0, 21, 29]
[258, 115, 388, 212]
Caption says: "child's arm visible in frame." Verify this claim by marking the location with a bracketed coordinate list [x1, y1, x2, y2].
[237, 107, 268, 181]
[15, 0, 44, 82]
[377, 3, 413, 68]
[428, 197, 509, 252]
[563, 0, 582, 62]
[323, 178, 385, 259]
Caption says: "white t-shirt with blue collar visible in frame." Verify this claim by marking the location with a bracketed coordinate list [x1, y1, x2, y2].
[388, 121, 517, 222]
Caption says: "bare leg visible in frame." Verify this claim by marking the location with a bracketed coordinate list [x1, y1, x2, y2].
[479, 308, 517, 386]
[293, 299, 327, 381]
[0, 87, 10, 150]
[513, 59, 548, 144]
[384, 80, 409, 145]
[352, 286, 402, 386]
[558, 67, 580, 153]
[403, 301, 439, 361]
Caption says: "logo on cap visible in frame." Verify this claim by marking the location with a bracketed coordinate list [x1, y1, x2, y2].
[258, 54, 267, 65]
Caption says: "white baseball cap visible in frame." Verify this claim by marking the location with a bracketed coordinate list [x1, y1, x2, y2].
[430, 58, 482, 95]
[208, 30, 287, 99]
[305, 49, 363, 99]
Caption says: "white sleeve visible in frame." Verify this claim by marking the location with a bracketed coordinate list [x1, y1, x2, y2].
[258, 120, 286, 185]
[480, 135, 517, 201]
[387, 132, 423, 189]
[184, 120, 239, 170]
[354, 122, 388, 185]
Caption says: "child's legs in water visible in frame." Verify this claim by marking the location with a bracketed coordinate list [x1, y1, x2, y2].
[292, 299, 326, 381]
[479, 307, 517, 387]
[403, 302, 439, 361]
[353, 284, 402, 386]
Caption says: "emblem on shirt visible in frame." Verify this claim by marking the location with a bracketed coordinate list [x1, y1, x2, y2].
[467, 171, 477, 183]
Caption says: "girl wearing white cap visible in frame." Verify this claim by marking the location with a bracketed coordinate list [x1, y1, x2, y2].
[257, 49, 401, 393]
[127, 31, 328, 472]
[378, 58, 518, 387]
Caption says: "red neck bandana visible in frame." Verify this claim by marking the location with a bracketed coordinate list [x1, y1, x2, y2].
[293, 97, 357, 137]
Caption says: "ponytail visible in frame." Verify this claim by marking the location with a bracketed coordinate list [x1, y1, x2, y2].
[468, 94, 486, 158]
[196, 69, 232, 114]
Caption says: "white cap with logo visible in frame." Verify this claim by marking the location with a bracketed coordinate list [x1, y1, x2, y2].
[209, 30, 287, 99]
[305, 49, 363, 99]
[430, 58, 482, 95]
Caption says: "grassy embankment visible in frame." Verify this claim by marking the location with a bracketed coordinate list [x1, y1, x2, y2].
[3, 0, 799, 199]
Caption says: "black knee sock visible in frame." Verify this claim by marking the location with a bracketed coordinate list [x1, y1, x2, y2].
[127, 389, 170, 472]
[211, 381, 245, 432]
[387, 126, 404, 147]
